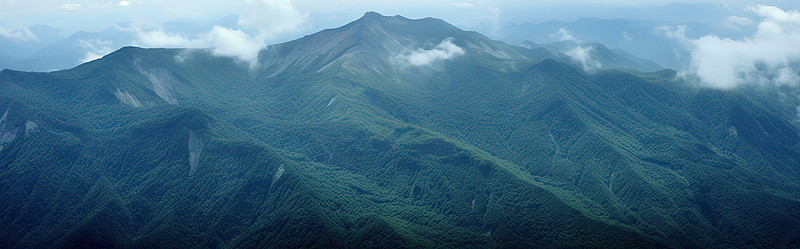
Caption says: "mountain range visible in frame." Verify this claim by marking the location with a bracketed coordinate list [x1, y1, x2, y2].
[2, 12, 800, 248]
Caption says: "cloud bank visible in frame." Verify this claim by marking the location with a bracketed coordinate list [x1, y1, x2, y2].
[564, 45, 602, 72]
[555, 28, 580, 42]
[205, 26, 264, 63]
[398, 38, 465, 66]
[672, 5, 800, 89]
[133, 0, 306, 65]
[79, 38, 113, 62]
[0, 26, 38, 42]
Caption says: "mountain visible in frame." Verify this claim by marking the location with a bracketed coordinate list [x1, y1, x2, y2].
[1, 17, 240, 72]
[2, 12, 800, 249]
[10, 27, 138, 72]
[0, 25, 66, 60]
[521, 40, 662, 72]
[479, 17, 741, 69]
[0, 25, 67, 69]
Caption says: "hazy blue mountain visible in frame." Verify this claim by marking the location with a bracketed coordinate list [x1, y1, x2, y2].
[521, 40, 662, 72]
[2, 12, 800, 249]
[2, 17, 240, 72]
[607, 2, 736, 27]
[0, 25, 66, 61]
[10, 27, 137, 72]
[476, 17, 741, 69]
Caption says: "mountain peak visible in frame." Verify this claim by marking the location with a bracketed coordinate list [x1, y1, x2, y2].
[355, 11, 415, 24]
[362, 11, 385, 19]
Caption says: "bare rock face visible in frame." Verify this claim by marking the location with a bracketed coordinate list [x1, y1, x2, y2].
[188, 131, 203, 174]
[113, 88, 143, 107]
[271, 165, 285, 190]
[140, 67, 179, 105]
[24, 120, 38, 136]
[0, 108, 19, 151]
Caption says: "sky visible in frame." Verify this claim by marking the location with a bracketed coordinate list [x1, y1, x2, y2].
[3, 0, 800, 33]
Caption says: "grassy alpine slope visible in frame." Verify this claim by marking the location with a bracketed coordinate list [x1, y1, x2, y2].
[1, 12, 799, 248]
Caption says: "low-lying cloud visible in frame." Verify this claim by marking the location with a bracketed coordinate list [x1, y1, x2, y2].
[78, 38, 113, 63]
[133, 0, 305, 66]
[205, 26, 264, 63]
[667, 5, 800, 89]
[135, 29, 205, 48]
[564, 45, 602, 72]
[555, 28, 579, 42]
[135, 26, 263, 65]
[398, 38, 465, 66]
[0, 26, 38, 42]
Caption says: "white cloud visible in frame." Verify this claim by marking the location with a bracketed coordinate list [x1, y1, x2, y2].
[451, 2, 473, 7]
[748, 5, 800, 24]
[130, 0, 305, 66]
[654, 25, 691, 45]
[489, 5, 500, 35]
[78, 38, 113, 63]
[60, 3, 81, 10]
[135, 29, 206, 48]
[554, 28, 579, 42]
[0, 26, 38, 42]
[204, 26, 263, 65]
[776, 67, 800, 86]
[564, 45, 602, 72]
[726, 16, 755, 29]
[622, 31, 631, 41]
[118, 1, 132, 6]
[239, 0, 306, 41]
[398, 38, 465, 66]
[669, 5, 800, 89]
[134, 26, 263, 65]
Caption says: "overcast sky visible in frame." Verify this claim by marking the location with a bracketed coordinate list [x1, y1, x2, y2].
[2, 0, 800, 34]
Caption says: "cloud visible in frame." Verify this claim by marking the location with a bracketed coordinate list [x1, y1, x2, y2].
[78, 38, 113, 63]
[60, 3, 81, 10]
[564, 45, 602, 72]
[554, 28, 579, 42]
[239, 0, 306, 41]
[131, 0, 305, 66]
[654, 25, 691, 45]
[134, 26, 263, 65]
[0, 26, 38, 42]
[668, 5, 800, 89]
[489, 5, 500, 35]
[135, 29, 206, 48]
[398, 38, 465, 66]
[622, 31, 631, 41]
[204, 26, 263, 64]
[451, 2, 473, 7]
[118, 1, 132, 7]
[726, 16, 755, 29]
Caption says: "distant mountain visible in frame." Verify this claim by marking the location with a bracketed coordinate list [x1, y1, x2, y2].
[10, 27, 137, 72]
[521, 40, 662, 72]
[1, 17, 241, 72]
[0, 25, 66, 61]
[2, 12, 800, 249]
[476, 17, 742, 69]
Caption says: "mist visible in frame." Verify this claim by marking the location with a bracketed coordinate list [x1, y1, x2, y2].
[673, 5, 800, 88]
[398, 38, 465, 66]
[565, 45, 602, 72]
